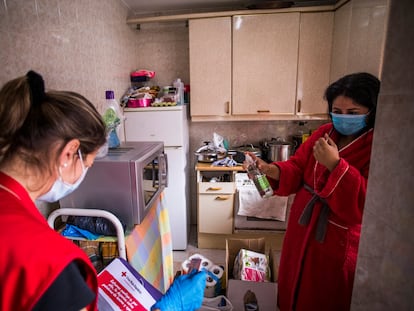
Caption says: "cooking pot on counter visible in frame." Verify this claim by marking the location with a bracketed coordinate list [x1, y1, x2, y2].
[263, 137, 293, 162]
[195, 141, 227, 163]
[228, 144, 262, 163]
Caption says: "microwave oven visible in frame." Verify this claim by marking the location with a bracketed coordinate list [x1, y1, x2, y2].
[60, 141, 168, 229]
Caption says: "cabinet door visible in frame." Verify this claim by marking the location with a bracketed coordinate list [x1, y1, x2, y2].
[198, 194, 234, 234]
[189, 17, 232, 117]
[296, 12, 334, 115]
[330, 1, 352, 82]
[232, 13, 300, 115]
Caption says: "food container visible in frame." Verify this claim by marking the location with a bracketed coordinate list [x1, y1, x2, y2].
[127, 98, 153, 108]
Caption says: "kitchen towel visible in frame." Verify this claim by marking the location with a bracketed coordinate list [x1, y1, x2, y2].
[125, 193, 174, 294]
[236, 173, 288, 221]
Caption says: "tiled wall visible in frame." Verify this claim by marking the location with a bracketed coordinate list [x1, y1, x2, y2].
[351, 0, 414, 309]
[0, 0, 136, 113]
[0, 0, 137, 216]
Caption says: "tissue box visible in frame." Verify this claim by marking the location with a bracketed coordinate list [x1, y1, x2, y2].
[233, 248, 270, 282]
[98, 258, 162, 311]
[226, 238, 279, 311]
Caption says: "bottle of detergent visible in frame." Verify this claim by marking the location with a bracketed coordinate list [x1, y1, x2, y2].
[102, 90, 122, 149]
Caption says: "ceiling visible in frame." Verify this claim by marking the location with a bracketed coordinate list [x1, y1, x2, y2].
[123, 0, 340, 18]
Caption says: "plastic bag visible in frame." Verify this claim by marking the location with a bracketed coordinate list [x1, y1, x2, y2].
[199, 295, 233, 311]
[67, 216, 125, 236]
[213, 132, 225, 150]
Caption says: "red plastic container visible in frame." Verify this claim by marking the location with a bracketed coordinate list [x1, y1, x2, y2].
[128, 98, 152, 108]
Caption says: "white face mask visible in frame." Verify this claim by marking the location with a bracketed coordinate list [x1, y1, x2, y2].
[38, 149, 88, 202]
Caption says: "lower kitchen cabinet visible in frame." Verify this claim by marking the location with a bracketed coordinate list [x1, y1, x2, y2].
[197, 170, 235, 235]
[196, 163, 286, 249]
[198, 193, 234, 234]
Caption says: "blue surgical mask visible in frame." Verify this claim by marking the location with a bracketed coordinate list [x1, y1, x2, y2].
[38, 150, 88, 202]
[330, 113, 368, 136]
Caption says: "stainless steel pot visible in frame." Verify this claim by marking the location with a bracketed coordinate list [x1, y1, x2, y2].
[234, 144, 262, 158]
[195, 142, 227, 163]
[265, 137, 293, 162]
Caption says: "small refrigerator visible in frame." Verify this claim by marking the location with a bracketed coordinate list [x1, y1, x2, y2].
[123, 106, 190, 250]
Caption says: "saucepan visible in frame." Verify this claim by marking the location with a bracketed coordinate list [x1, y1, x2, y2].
[263, 137, 293, 162]
[194, 141, 227, 163]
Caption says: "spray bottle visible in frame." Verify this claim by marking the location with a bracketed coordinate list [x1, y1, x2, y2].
[245, 154, 273, 199]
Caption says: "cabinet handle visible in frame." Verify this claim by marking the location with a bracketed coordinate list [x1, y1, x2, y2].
[225, 101, 230, 114]
[215, 196, 230, 200]
[207, 187, 222, 191]
[257, 110, 270, 113]
[297, 99, 302, 113]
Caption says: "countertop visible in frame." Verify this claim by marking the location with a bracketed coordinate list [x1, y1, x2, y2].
[195, 162, 245, 172]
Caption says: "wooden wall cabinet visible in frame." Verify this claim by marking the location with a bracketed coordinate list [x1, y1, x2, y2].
[232, 13, 299, 116]
[189, 17, 232, 117]
[189, 11, 333, 120]
[296, 12, 334, 115]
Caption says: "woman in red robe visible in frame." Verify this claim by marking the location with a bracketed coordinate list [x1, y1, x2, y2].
[246, 72, 380, 311]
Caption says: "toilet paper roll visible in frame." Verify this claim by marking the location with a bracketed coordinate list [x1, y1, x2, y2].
[189, 253, 205, 260]
[189, 253, 214, 271]
[209, 265, 224, 294]
[204, 274, 217, 298]
[200, 257, 213, 271]
[181, 259, 191, 274]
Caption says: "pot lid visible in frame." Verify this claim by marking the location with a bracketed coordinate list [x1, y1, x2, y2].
[267, 137, 292, 145]
[235, 144, 261, 153]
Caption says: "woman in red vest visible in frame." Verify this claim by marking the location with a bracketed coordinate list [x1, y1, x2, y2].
[0, 71, 205, 311]
[245, 72, 380, 311]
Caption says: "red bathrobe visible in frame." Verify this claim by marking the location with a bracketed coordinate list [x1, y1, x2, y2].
[272, 123, 373, 311]
[0, 172, 98, 311]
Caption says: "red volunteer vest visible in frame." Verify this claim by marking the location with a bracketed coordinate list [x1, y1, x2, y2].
[0, 172, 98, 311]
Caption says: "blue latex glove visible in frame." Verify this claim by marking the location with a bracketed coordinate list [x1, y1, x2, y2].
[151, 270, 207, 311]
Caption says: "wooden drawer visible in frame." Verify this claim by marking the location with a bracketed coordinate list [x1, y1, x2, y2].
[198, 193, 234, 234]
[198, 182, 235, 194]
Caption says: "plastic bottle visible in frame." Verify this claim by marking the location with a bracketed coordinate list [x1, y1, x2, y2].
[299, 121, 311, 143]
[245, 154, 273, 198]
[173, 78, 185, 105]
[102, 90, 122, 149]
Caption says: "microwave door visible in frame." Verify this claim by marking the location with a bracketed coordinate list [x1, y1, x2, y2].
[159, 153, 168, 188]
[143, 159, 157, 206]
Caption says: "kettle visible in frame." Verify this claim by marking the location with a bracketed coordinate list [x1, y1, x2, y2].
[264, 137, 293, 162]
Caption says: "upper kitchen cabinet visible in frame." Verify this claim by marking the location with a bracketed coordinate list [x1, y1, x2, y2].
[296, 12, 334, 115]
[189, 10, 334, 121]
[232, 13, 300, 116]
[189, 17, 232, 117]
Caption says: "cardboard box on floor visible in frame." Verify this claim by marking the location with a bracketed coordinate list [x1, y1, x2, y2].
[226, 238, 280, 311]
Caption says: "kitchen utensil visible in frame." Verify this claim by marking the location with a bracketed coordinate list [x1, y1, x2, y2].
[195, 141, 227, 163]
[264, 137, 293, 162]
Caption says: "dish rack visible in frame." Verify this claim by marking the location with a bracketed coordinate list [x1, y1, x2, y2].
[47, 208, 126, 260]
